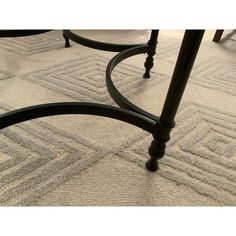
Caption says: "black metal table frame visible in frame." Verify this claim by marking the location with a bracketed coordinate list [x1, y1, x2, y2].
[0, 30, 205, 172]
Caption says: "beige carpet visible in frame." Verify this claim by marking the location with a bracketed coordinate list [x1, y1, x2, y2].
[0, 30, 235, 206]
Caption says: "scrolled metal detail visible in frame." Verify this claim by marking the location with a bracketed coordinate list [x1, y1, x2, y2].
[106, 45, 158, 121]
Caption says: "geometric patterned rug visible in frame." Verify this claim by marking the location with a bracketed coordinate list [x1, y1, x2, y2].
[0, 30, 235, 206]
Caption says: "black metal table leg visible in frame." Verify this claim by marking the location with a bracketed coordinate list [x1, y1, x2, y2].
[63, 32, 71, 48]
[143, 30, 159, 79]
[213, 30, 224, 42]
[146, 30, 205, 172]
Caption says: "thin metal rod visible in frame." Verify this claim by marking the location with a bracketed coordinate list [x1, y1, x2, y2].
[0, 30, 51, 37]
[63, 30, 145, 52]
[0, 102, 156, 133]
[149, 30, 159, 44]
[160, 30, 205, 125]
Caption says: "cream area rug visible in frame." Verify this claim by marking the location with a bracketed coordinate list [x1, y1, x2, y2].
[0, 30, 235, 206]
